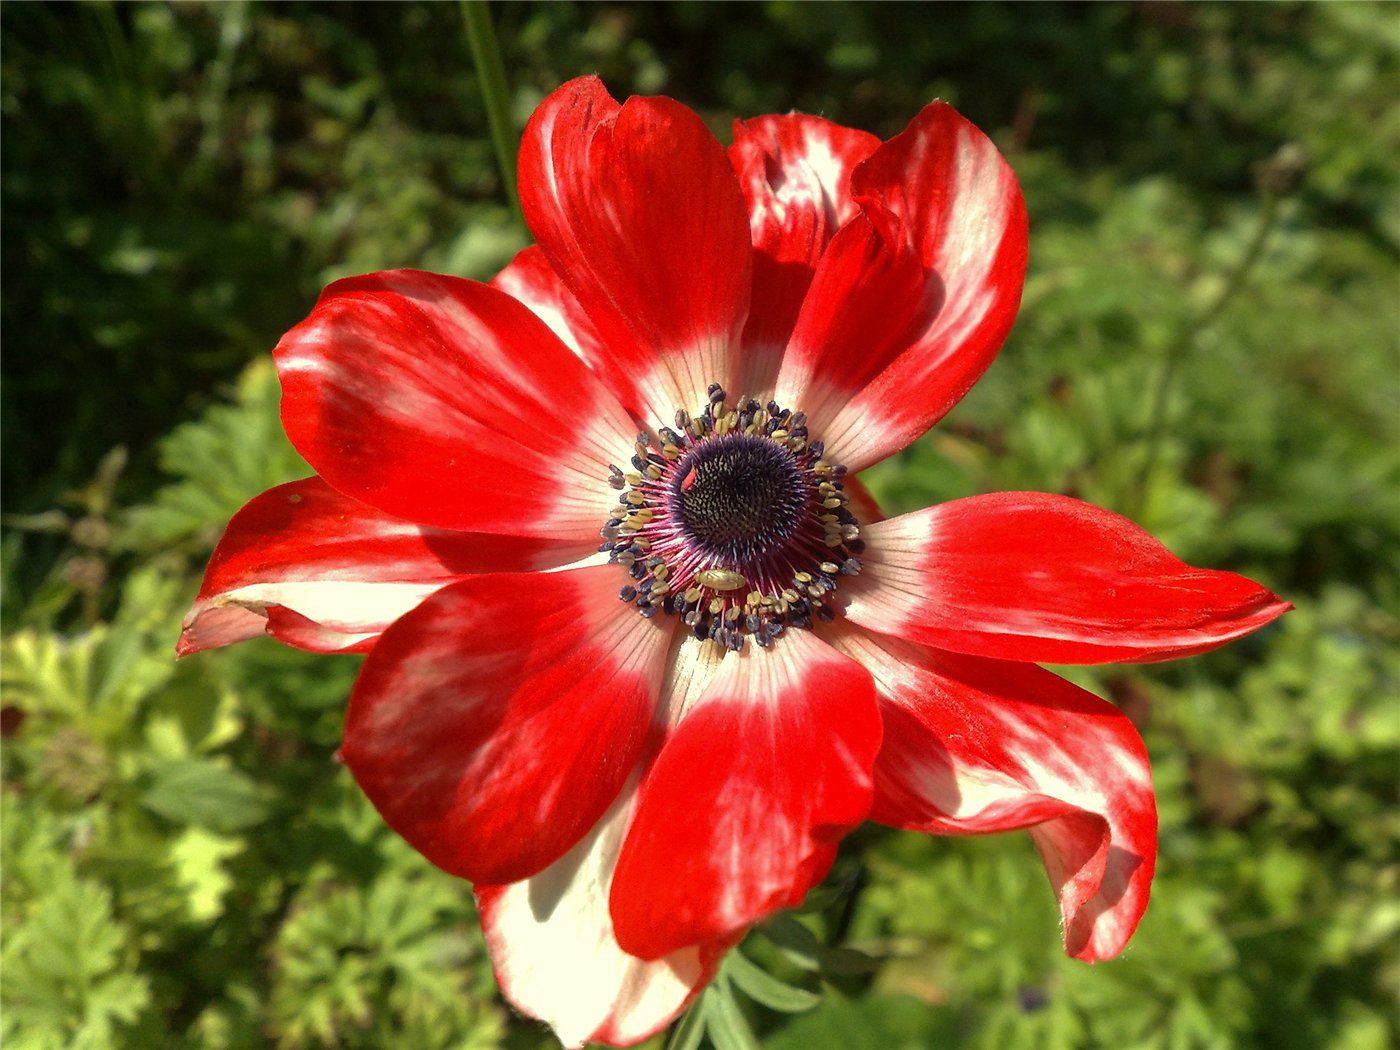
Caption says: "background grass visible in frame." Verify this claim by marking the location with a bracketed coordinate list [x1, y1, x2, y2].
[3, 3, 1397, 1048]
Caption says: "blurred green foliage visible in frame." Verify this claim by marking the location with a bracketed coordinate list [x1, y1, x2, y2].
[3, 2, 1397, 1049]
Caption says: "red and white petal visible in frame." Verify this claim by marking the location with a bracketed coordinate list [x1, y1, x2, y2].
[473, 631, 737, 1048]
[340, 564, 675, 886]
[276, 269, 636, 536]
[518, 76, 753, 422]
[610, 629, 880, 960]
[477, 777, 730, 1049]
[828, 624, 1156, 961]
[490, 244, 605, 367]
[177, 477, 589, 657]
[845, 492, 1291, 664]
[728, 114, 880, 392]
[778, 101, 1028, 472]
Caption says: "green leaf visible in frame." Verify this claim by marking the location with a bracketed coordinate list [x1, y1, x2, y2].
[168, 828, 243, 923]
[0, 564, 189, 748]
[1, 870, 152, 1050]
[759, 913, 880, 975]
[722, 950, 819, 1013]
[140, 759, 269, 832]
[664, 998, 710, 1050]
[267, 870, 502, 1049]
[117, 359, 307, 555]
[704, 979, 761, 1050]
[766, 994, 958, 1050]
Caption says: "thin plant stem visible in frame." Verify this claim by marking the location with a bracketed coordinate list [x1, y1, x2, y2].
[460, 0, 524, 227]
[1130, 192, 1282, 516]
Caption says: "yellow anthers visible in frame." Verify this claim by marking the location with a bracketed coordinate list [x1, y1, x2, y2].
[697, 568, 747, 591]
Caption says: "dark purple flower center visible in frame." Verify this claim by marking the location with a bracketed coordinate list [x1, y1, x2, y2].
[672, 433, 805, 562]
[600, 384, 863, 652]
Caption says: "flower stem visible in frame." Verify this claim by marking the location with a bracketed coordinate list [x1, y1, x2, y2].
[460, 0, 523, 226]
[1130, 191, 1281, 517]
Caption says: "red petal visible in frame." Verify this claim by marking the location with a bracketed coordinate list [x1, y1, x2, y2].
[518, 77, 752, 422]
[177, 478, 588, 656]
[477, 776, 731, 1049]
[610, 629, 880, 960]
[491, 244, 605, 367]
[275, 269, 636, 536]
[340, 565, 675, 885]
[775, 212, 928, 414]
[778, 100, 1028, 471]
[845, 492, 1291, 664]
[829, 624, 1157, 961]
[728, 114, 880, 392]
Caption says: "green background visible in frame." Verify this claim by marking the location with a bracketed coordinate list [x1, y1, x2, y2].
[3, 3, 1397, 1048]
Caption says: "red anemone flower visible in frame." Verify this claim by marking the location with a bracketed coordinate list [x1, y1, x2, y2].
[179, 78, 1289, 1047]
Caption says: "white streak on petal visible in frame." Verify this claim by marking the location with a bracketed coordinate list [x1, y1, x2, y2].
[480, 777, 705, 1050]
